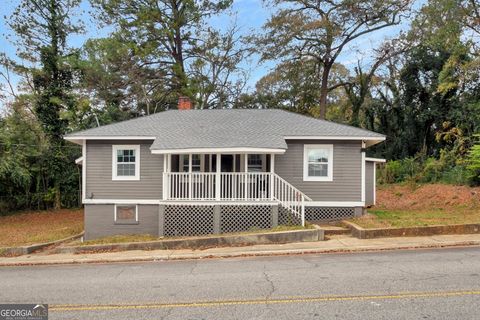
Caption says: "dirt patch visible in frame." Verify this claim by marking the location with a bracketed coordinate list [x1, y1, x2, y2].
[376, 184, 480, 211]
[0, 209, 84, 247]
[350, 184, 480, 229]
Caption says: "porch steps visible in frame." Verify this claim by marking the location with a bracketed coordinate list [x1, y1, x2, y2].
[310, 223, 351, 236]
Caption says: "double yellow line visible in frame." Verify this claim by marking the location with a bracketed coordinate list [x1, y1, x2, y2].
[50, 290, 480, 312]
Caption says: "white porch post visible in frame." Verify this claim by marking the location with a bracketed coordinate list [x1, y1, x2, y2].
[215, 153, 221, 200]
[163, 154, 167, 200]
[188, 154, 192, 200]
[167, 154, 171, 200]
[270, 154, 275, 200]
[244, 153, 248, 200]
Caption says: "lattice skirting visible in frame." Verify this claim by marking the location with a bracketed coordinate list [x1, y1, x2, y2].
[164, 205, 215, 237]
[278, 207, 302, 226]
[305, 207, 355, 221]
[163, 205, 354, 237]
[164, 204, 278, 237]
[220, 205, 272, 233]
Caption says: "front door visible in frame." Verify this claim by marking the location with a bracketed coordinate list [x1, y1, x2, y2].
[221, 154, 234, 172]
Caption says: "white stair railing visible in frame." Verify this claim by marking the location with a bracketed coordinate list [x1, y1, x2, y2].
[271, 173, 312, 226]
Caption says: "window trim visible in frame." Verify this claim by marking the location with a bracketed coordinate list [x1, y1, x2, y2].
[114, 204, 139, 225]
[180, 154, 203, 172]
[112, 145, 141, 181]
[303, 144, 333, 182]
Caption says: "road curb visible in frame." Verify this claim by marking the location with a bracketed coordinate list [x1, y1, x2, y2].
[342, 221, 480, 239]
[1, 240, 479, 267]
[0, 232, 85, 257]
[54, 227, 324, 255]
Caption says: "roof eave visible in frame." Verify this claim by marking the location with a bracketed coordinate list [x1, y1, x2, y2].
[64, 136, 157, 145]
[150, 147, 287, 154]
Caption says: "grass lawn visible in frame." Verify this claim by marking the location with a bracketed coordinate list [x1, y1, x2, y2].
[76, 224, 312, 246]
[350, 183, 480, 229]
[352, 207, 480, 229]
[0, 209, 84, 247]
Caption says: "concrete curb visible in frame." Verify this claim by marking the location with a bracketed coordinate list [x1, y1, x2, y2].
[53, 228, 324, 255]
[0, 232, 85, 257]
[1, 239, 479, 267]
[342, 221, 480, 239]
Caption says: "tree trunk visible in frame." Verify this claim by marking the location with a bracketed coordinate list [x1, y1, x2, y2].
[318, 62, 332, 119]
[351, 104, 361, 127]
[54, 183, 61, 210]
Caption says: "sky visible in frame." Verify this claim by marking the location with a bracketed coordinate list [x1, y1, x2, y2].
[0, 0, 420, 104]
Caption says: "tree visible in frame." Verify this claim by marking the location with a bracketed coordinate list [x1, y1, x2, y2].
[5, 0, 83, 209]
[253, 58, 347, 115]
[190, 24, 251, 109]
[90, 0, 233, 104]
[255, 0, 411, 119]
[342, 41, 404, 127]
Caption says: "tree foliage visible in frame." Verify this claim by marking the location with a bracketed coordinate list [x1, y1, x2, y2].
[254, 0, 412, 119]
[1, 0, 480, 214]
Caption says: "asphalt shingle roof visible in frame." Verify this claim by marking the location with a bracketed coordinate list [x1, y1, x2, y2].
[65, 109, 385, 151]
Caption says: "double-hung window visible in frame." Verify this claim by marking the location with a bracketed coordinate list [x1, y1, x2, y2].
[112, 145, 140, 180]
[182, 154, 202, 172]
[303, 145, 333, 181]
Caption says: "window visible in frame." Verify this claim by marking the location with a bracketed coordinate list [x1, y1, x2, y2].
[247, 154, 263, 172]
[303, 145, 333, 181]
[114, 205, 138, 224]
[192, 154, 201, 172]
[181, 154, 202, 172]
[112, 145, 140, 180]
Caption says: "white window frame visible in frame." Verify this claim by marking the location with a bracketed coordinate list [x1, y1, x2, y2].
[180, 154, 203, 172]
[303, 144, 333, 182]
[114, 204, 139, 224]
[112, 145, 141, 181]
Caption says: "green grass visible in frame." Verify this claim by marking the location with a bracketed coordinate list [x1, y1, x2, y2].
[351, 207, 480, 229]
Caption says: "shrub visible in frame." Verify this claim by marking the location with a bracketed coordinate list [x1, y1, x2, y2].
[467, 142, 480, 186]
[377, 156, 470, 186]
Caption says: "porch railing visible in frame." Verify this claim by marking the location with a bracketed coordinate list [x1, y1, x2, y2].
[163, 172, 311, 226]
[164, 172, 271, 201]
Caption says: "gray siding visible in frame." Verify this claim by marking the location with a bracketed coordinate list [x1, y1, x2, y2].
[84, 204, 159, 240]
[86, 140, 163, 199]
[275, 140, 362, 202]
[365, 161, 375, 206]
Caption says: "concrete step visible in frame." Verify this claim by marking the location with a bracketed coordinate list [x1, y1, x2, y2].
[311, 222, 351, 236]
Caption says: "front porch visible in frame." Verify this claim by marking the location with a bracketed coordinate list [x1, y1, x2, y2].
[161, 153, 309, 226]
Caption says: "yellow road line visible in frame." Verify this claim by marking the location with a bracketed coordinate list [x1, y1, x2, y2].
[50, 290, 480, 312]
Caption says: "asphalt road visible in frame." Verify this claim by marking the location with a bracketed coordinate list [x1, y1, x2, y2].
[1, 247, 480, 319]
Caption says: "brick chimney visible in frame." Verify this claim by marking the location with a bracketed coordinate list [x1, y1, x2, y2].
[178, 96, 192, 110]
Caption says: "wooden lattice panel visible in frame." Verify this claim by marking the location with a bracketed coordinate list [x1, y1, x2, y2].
[305, 207, 355, 221]
[164, 205, 215, 237]
[278, 206, 302, 226]
[220, 205, 272, 233]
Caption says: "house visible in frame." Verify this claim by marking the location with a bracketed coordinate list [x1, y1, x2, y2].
[65, 108, 386, 240]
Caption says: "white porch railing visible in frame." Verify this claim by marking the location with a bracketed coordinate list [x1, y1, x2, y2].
[272, 174, 309, 226]
[163, 172, 311, 226]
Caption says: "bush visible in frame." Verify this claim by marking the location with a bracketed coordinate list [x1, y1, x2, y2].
[377, 156, 470, 186]
[467, 143, 480, 186]
[377, 158, 421, 184]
